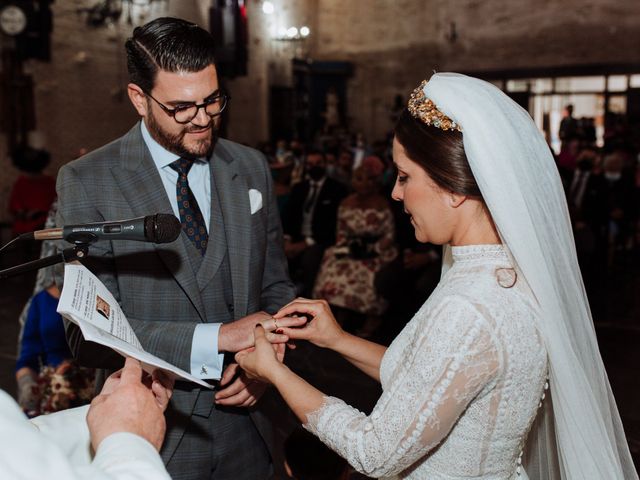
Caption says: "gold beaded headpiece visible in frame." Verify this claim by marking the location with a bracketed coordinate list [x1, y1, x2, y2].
[407, 80, 461, 132]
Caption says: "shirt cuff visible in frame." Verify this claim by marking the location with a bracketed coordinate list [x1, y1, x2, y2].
[190, 323, 224, 380]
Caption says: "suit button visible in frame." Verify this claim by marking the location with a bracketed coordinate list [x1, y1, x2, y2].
[228, 304, 234, 312]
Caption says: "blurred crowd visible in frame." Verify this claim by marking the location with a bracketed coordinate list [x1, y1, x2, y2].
[262, 131, 441, 343]
[556, 105, 639, 318]
[260, 104, 639, 340]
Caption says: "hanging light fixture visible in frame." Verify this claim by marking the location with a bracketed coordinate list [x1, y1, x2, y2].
[262, 1, 274, 15]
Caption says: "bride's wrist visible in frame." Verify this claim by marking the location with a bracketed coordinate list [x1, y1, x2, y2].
[330, 330, 352, 354]
[267, 362, 291, 385]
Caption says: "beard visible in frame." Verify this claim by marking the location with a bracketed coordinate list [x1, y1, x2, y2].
[146, 107, 218, 159]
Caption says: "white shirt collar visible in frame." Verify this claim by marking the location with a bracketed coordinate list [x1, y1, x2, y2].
[309, 176, 327, 189]
[140, 120, 181, 170]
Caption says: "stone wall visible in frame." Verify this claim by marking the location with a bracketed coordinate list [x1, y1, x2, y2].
[0, 0, 638, 225]
[311, 0, 640, 141]
[0, 0, 205, 226]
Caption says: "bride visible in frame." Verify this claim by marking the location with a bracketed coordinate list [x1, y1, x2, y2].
[237, 73, 637, 479]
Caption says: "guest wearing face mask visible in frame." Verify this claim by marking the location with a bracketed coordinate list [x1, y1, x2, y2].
[567, 148, 607, 226]
[283, 148, 349, 297]
[601, 152, 638, 265]
[565, 148, 608, 317]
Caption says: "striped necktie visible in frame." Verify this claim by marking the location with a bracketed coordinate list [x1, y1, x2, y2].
[169, 157, 208, 256]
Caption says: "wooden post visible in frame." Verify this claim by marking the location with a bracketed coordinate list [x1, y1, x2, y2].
[0, 33, 34, 152]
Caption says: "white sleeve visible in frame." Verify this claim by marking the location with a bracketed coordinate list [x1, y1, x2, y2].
[0, 391, 170, 480]
[191, 323, 225, 379]
[30, 404, 92, 465]
[303, 297, 501, 478]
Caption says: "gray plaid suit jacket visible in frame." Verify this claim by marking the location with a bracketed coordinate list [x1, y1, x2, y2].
[55, 123, 295, 476]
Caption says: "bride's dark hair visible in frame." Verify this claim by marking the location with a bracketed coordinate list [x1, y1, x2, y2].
[394, 109, 482, 198]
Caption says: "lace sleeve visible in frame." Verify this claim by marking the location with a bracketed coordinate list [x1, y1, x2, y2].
[303, 297, 501, 478]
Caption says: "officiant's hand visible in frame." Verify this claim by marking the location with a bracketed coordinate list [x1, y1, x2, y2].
[88, 357, 173, 452]
[272, 298, 346, 350]
[100, 360, 174, 411]
[235, 325, 286, 384]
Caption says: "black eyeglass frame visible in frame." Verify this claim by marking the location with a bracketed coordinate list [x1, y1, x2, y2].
[145, 91, 229, 124]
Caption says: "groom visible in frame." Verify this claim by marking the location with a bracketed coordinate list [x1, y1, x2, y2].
[56, 17, 295, 479]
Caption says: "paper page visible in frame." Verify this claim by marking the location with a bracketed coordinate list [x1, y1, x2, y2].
[58, 263, 141, 348]
[58, 263, 212, 389]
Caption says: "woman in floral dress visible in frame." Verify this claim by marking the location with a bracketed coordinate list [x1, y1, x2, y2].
[313, 156, 397, 327]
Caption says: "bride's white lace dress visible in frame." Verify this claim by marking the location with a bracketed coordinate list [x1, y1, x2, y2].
[304, 244, 548, 479]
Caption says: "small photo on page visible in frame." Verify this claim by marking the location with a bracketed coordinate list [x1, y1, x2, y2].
[95, 295, 111, 320]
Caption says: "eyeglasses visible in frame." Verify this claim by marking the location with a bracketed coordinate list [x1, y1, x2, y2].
[145, 91, 229, 124]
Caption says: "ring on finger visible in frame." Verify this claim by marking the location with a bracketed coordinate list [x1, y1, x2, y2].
[273, 318, 279, 330]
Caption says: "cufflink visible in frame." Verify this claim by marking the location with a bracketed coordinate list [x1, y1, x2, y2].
[200, 365, 208, 375]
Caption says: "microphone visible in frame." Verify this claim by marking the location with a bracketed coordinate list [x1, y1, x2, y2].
[20, 214, 182, 244]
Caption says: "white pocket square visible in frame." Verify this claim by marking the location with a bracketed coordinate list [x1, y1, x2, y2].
[249, 189, 263, 214]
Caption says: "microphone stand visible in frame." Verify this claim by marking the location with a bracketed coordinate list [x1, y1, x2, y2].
[0, 244, 91, 280]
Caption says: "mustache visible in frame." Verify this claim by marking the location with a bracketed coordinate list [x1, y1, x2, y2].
[184, 123, 213, 133]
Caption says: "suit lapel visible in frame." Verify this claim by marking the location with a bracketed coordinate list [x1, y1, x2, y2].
[111, 123, 207, 322]
[209, 142, 251, 318]
[195, 156, 226, 290]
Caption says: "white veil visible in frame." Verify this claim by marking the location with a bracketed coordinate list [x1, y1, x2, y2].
[422, 73, 637, 479]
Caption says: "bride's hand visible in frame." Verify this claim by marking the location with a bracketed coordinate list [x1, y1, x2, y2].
[235, 325, 286, 384]
[273, 298, 345, 349]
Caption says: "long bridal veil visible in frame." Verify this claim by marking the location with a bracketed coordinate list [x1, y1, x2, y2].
[426, 73, 637, 479]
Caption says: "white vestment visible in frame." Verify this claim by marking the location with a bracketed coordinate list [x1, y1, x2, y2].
[0, 389, 170, 479]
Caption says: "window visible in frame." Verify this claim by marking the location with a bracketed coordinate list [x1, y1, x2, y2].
[506, 79, 528, 92]
[607, 75, 627, 92]
[555, 76, 606, 93]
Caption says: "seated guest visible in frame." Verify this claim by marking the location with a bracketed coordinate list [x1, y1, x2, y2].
[1, 357, 173, 479]
[602, 151, 638, 259]
[375, 198, 441, 343]
[16, 265, 94, 417]
[564, 148, 608, 315]
[283, 148, 349, 296]
[313, 156, 397, 336]
[271, 155, 295, 216]
[328, 148, 354, 188]
[9, 146, 56, 238]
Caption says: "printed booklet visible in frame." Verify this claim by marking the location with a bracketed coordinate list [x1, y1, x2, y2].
[58, 263, 212, 389]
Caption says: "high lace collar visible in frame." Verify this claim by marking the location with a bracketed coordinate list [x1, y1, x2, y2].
[451, 244, 510, 264]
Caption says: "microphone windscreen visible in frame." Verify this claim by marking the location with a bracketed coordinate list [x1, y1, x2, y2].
[145, 214, 181, 243]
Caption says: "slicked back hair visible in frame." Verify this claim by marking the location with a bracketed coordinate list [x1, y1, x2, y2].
[125, 17, 217, 93]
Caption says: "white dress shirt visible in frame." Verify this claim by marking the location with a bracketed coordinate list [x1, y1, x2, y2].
[141, 121, 224, 380]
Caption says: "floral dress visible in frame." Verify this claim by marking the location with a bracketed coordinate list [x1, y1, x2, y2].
[313, 204, 397, 315]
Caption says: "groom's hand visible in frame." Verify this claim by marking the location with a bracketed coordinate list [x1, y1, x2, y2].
[218, 312, 272, 353]
[218, 311, 307, 352]
[214, 362, 267, 408]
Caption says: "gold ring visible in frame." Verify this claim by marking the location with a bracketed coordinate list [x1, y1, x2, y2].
[273, 318, 279, 330]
